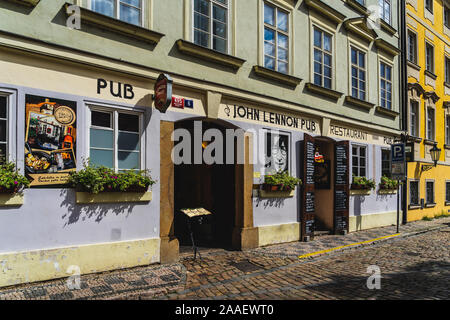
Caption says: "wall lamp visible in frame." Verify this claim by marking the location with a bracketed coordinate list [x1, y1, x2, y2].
[421, 144, 441, 172]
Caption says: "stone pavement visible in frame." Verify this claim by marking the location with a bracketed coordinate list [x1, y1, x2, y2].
[0, 217, 449, 300]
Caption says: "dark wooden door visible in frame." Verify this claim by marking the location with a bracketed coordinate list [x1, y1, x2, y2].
[334, 141, 350, 234]
[301, 133, 315, 240]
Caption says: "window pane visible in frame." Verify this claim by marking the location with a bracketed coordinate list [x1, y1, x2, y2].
[0, 120, 6, 142]
[0, 144, 6, 164]
[264, 3, 275, 25]
[194, 13, 209, 32]
[380, 63, 385, 77]
[360, 147, 366, 157]
[264, 56, 275, 70]
[323, 34, 331, 52]
[278, 62, 288, 74]
[314, 49, 322, 63]
[386, 66, 391, 80]
[324, 78, 331, 89]
[118, 113, 139, 132]
[194, 0, 209, 15]
[264, 42, 275, 57]
[213, 37, 227, 53]
[213, 20, 226, 38]
[90, 128, 114, 149]
[92, 0, 114, 17]
[118, 132, 140, 151]
[314, 62, 321, 74]
[194, 30, 209, 47]
[213, 4, 227, 23]
[314, 74, 322, 86]
[120, 4, 140, 25]
[314, 29, 321, 47]
[351, 48, 357, 64]
[264, 28, 275, 43]
[324, 54, 331, 67]
[91, 111, 112, 128]
[358, 52, 365, 68]
[90, 149, 114, 168]
[278, 47, 288, 61]
[324, 66, 331, 78]
[277, 11, 288, 32]
[0, 96, 6, 119]
[118, 151, 140, 170]
[278, 34, 288, 49]
[121, 0, 140, 6]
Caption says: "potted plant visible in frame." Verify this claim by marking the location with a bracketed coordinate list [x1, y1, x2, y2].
[0, 162, 30, 194]
[379, 176, 399, 190]
[263, 170, 302, 192]
[351, 176, 376, 191]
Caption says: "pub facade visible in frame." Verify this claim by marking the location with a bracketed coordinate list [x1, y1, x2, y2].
[0, 0, 402, 287]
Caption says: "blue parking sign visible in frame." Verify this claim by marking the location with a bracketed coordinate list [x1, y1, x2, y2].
[391, 143, 405, 163]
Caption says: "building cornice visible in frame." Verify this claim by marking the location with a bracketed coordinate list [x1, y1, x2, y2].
[344, 17, 378, 43]
[304, 0, 346, 24]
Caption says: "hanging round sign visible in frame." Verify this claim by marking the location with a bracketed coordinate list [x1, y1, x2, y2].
[54, 106, 76, 126]
[154, 73, 173, 113]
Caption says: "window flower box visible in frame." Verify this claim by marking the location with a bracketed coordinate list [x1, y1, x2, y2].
[0, 162, 29, 206]
[350, 176, 375, 195]
[76, 191, 152, 204]
[378, 176, 399, 194]
[260, 171, 301, 198]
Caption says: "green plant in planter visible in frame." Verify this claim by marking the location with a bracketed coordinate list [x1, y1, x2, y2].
[351, 176, 376, 190]
[379, 176, 399, 190]
[0, 162, 30, 193]
[263, 170, 302, 191]
[68, 161, 156, 194]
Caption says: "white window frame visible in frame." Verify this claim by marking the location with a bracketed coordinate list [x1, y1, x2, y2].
[407, 29, 418, 64]
[446, 180, 450, 203]
[381, 148, 391, 178]
[409, 179, 420, 206]
[425, 179, 435, 205]
[446, 114, 450, 145]
[410, 99, 419, 137]
[89, 0, 145, 26]
[0, 89, 16, 165]
[425, 0, 433, 14]
[312, 25, 334, 90]
[425, 41, 435, 74]
[87, 105, 145, 172]
[426, 105, 435, 141]
[262, 1, 290, 73]
[445, 55, 450, 84]
[379, 0, 391, 24]
[192, 0, 230, 54]
[349, 44, 368, 101]
[379, 59, 393, 110]
[352, 144, 367, 178]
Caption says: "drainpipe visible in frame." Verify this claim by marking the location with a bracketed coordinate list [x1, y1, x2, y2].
[399, 0, 408, 224]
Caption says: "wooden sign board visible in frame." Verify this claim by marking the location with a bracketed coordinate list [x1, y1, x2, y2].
[180, 208, 212, 218]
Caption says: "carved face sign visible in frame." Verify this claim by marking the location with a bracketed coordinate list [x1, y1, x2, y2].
[265, 132, 289, 172]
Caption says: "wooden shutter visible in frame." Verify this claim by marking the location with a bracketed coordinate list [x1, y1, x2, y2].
[334, 141, 350, 234]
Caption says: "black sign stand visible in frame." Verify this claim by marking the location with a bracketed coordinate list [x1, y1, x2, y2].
[186, 217, 203, 261]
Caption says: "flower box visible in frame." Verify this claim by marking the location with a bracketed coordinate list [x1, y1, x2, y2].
[76, 191, 152, 204]
[350, 189, 372, 196]
[378, 189, 397, 195]
[259, 189, 295, 198]
[0, 193, 24, 206]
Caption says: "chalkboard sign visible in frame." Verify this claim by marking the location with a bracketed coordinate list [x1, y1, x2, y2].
[335, 145, 348, 185]
[305, 219, 315, 234]
[305, 141, 315, 185]
[335, 190, 347, 211]
[335, 215, 347, 231]
[305, 191, 315, 213]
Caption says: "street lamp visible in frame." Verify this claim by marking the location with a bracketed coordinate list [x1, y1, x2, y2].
[421, 144, 441, 172]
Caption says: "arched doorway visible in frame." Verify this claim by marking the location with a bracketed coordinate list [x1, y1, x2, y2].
[173, 119, 236, 249]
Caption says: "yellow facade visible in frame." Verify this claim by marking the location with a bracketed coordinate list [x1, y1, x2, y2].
[406, 0, 450, 221]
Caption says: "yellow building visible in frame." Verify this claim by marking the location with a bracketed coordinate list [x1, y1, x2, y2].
[406, 0, 450, 221]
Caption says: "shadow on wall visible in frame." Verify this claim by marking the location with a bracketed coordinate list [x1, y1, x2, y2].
[59, 189, 138, 226]
[0, 1, 35, 15]
[254, 197, 287, 209]
[352, 195, 367, 217]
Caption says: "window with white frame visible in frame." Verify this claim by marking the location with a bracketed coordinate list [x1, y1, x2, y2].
[263, 2, 289, 73]
[90, 109, 142, 171]
[379, 0, 391, 24]
[313, 27, 332, 89]
[91, 0, 143, 26]
[425, 0, 433, 13]
[445, 56, 450, 83]
[426, 42, 434, 73]
[427, 107, 435, 140]
[380, 62, 392, 109]
[352, 145, 366, 177]
[194, 0, 228, 53]
[0, 96, 7, 164]
[407, 30, 417, 64]
[350, 47, 366, 100]
[410, 100, 419, 137]
[445, 5, 450, 28]
[446, 181, 450, 202]
[409, 180, 419, 205]
[446, 115, 450, 145]
[426, 180, 435, 204]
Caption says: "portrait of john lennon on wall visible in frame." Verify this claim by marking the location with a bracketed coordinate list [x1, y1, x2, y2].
[264, 131, 289, 173]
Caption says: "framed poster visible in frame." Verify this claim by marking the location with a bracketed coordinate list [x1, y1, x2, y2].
[264, 131, 289, 173]
[25, 95, 77, 186]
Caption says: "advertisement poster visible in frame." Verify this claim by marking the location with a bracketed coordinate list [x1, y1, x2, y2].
[25, 95, 77, 186]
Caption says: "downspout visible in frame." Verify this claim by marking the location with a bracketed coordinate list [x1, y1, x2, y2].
[399, 0, 408, 224]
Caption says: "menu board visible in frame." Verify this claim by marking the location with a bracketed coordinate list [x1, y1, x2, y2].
[305, 192, 315, 213]
[335, 215, 347, 231]
[335, 144, 348, 185]
[305, 219, 315, 235]
[335, 190, 348, 211]
[305, 141, 315, 185]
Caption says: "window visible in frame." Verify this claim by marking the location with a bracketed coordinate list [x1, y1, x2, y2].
[446, 181, 450, 202]
[407, 30, 417, 64]
[426, 42, 434, 73]
[379, 0, 391, 24]
[356, 0, 365, 5]
[380, 62, 392, 109]
[350, 47, 366, 100]
[425, 0, 433, 13]
[264, 131, 289, 172]
[381, 149, 391, 178]
[90, 109, 141, 171]
[445, 56, 450, 83]
[352, 145, 366, 177]
[264, 3, 289, 73]
[427, 107, 435, 140]
[313, 27, 332, 89]
[91, 0, 142, 26]
[426, 180, 435, 204]
[409, 180, 419, 205]
[194, 0, 228, 53]
[445, 5, 450, 28]
[410, 100, 419, 137]
[0, 96, 7, 164]
[446, 115, 450, 145]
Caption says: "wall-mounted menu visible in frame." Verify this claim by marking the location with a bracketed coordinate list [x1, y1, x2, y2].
[335, 190, 348, 211]
[305, 192, 315, 213]
[335, 144, 348, 185]
[305, 219, 315, 235]
[335, 215, 347, 231]
[305, 140, 315, 185]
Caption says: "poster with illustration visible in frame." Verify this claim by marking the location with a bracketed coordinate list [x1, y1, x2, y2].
[25, 95, 77, 186]
[264, 131, 289, 173]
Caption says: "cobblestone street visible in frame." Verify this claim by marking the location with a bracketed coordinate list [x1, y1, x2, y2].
[1, 217, 449, 300]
